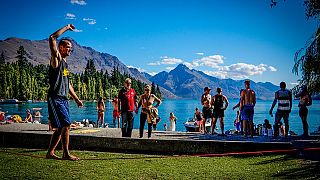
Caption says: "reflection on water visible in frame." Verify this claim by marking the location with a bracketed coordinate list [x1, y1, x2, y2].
[0, 100, 319, 135]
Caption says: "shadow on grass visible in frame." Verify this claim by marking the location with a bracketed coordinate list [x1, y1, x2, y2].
[272, 160, 320, 179]
[252, 155, 320, 179]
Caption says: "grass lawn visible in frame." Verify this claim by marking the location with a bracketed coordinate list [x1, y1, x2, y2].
[0, 148, 319, 179]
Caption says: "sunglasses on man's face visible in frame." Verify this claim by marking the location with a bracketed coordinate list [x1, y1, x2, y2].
[144, 89, 150, 92]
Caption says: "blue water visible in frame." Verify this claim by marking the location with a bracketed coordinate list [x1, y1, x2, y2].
[1, 100, 319, 135]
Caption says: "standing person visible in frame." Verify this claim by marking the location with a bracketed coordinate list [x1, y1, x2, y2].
[118, 78, 138, 137]
[96, 97, 105, 128]
[23, 109, 33, 123]
[46, 24, 83, 161]
[169, 112, 177, 131]
[136, 84, 162, 138]
[201, 87, 213, 133]
[269, 82, 292, 138]
[194, 108, 204, 133]
[112, 96, 120, 128]
[211, 87, 229, 135]
[295, 85, 312, 137]
[240, 80, 256, 138]
[232, 89, 244, 134]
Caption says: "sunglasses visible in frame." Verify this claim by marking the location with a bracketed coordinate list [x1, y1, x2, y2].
[144, 89, 150, 91]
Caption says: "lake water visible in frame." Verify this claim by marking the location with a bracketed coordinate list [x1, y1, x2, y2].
[1, 99, 319, 135]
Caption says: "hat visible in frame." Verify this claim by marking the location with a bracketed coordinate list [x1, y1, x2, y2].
[204, 87, 211, 92]
[26, 109, 30, 113]
[144, 84, 151, 91]
[244, 79, 250, 83]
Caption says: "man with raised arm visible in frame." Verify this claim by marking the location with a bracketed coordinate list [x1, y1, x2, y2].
[240, 80, 256, 138]
[46, 24, 83, 161]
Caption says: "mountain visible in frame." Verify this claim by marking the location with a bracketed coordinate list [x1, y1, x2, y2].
[0, 37, 177, 99]
[149, 64, 279, 100]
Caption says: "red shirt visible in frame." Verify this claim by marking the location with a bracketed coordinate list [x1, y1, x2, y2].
[118, 87, 137, 112]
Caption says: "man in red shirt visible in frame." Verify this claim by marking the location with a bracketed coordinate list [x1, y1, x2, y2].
[118, 78, 138, 137]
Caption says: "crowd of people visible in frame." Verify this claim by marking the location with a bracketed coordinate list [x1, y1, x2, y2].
[0, 24, 315, 161]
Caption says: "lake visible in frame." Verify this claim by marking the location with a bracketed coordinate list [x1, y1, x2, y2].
[0, 99, 319, 135]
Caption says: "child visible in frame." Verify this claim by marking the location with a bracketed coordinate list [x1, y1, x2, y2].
[194, 108, 204, 133]
[234, 110, 241, 134]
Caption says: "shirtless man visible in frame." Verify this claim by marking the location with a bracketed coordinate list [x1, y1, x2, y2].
[201, 87, 213, 134]
[240, 80, 256, 137]
[112, 96, 120, 128]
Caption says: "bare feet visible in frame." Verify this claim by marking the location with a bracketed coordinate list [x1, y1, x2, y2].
[62, 154, 80, 161]
[46, 152, 60, 160]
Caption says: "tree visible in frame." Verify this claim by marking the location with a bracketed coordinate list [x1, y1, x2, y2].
[272, 0, 320, 95]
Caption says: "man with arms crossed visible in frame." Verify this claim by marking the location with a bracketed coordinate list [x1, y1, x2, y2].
[46, 24, 83, 160]
[240, 80, 256, 138]
[201, 87, 213, 134]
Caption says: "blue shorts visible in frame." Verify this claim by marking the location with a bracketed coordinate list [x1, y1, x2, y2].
[241, 104, 254, 121]
[48, 96, 71, 130]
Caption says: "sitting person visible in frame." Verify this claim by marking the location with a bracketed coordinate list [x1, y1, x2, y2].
[263, 119, 272, 136]
[0, 111, 5, 122]
[12, 115, 23, 123]
[23, 109, 33, 123]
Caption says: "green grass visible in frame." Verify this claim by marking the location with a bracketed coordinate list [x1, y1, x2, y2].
[0, 148, 319, 180]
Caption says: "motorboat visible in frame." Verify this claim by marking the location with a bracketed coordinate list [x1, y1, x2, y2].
[183, 118, 211, 132]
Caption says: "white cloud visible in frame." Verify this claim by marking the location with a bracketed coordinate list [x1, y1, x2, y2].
[70, 0, 87, 5]
[73, 29, 83, 33]
[268, 66, 277, 72]
[83, 18, 96, 25]
[194, 55, 224, 68]
[166, 67, 175, 71]
[65, 13, 76, 20]
[148, 61, 161, 66]
[196, 52, 204, 56]
[161, 57, 183, 65]
[147, 56, 183, 66]
[203, 63, 269, 79]
[127, 65, 146, 72]
[104, 27, 108, 30]
[148, 72, 158, 76]
[290, 82, 299, 86]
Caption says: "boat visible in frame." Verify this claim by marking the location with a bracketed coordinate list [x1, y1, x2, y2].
[183, 118, 211, 132]
[0, 99, 24, 104]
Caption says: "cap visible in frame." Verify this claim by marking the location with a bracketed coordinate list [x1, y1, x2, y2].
[204, 87, 211, 92]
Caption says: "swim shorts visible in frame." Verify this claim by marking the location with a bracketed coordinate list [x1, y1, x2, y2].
[113, 110, 120, 119]
[213, 109, 225, 118]
[202, 107, 213, 120]
[48, 96, 71, 130]
[241, 104, 254, 121]
[299, 106, 308, 117]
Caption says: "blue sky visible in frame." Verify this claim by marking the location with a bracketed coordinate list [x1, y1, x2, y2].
[0, 0, 317, 88]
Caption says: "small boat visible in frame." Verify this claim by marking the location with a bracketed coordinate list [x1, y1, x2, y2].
[0, 99, 24, 104]
[183, 118, 211, 132]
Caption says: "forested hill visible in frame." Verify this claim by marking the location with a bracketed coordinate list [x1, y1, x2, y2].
[0, 37, 177, 99]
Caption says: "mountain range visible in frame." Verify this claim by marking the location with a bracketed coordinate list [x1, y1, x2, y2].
[0, 37, 279, 100]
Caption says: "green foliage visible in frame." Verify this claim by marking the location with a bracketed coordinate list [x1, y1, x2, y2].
[271, 0, 320, 95]
[0, 46, 155, 101]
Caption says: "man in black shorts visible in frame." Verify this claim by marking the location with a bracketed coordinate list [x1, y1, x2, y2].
[201, 87, 213, 133]
[46, 24, 83, 161]
[211, 87, 229, 135]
